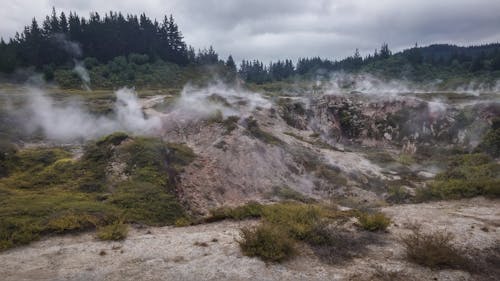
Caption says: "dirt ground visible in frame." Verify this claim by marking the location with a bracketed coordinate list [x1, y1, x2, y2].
[1, 198, 498, 281]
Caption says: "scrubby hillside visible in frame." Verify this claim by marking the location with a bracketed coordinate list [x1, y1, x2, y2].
[0, 82, 499, 280]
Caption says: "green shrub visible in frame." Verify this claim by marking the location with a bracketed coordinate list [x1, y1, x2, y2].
[239, 224, 296, 262]
[262, 203, 326, 239]
[358, 212, 391, 231]
[476, 118, 500, 157]
[386, 186, 412, 204]
[417, 153, 500, 201]
[174, 217, 193, 227]
[206, 202, 264, 222]
[97, 221, 128, 241]
[402, 227, 469, 270]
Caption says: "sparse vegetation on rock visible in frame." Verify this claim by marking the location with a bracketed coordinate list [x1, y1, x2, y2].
[417, 153, 500, 201]
[97, 221, 128, 241]
[401, 226, 469, 270]
[0, 133, 195, 250]
[357, 212, 391, 231]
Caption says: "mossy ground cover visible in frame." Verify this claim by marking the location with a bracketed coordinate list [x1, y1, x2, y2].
[0, 133, 194, 250]
[417, 153, 500, 201]
[207, 202, 388, 263]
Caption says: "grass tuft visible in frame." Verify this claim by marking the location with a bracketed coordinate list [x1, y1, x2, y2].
[96, 221, 128, 241]
[401, 226, 469, 269]
[239, 224, 296, 262]
[357, 212, 391, 231]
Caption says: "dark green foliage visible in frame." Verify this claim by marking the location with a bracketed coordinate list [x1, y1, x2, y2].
[417, 153, 500, 201]
[2, 9, 190, 70]
[477, 118, 500, 157]
[0, 141, 17, 177]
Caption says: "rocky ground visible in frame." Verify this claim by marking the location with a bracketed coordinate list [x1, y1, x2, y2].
[0, 198, 498, 281]
[1, 88, 499, 280]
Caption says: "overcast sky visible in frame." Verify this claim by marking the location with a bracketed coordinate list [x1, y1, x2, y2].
[2, 0, 500, 63]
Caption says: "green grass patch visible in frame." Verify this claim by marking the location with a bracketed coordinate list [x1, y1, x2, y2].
[239, 223, 296, 262]
[96, 221, 128, 241]
[416, 153, 500, 201]
[214, 202, 378, 263]
[0, 133, 195, 250]
[357, 212, 391, 231]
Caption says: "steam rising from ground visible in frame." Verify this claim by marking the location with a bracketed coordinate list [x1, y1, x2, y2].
[73, 61, 91, 91]
[164, 82, 271, 120]
[17, 82, 273, 142]
[317, 72, 500, 97]
[23, 88, 160, 141]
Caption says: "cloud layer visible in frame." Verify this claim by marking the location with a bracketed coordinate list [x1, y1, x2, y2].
[2, 0, 500, 63]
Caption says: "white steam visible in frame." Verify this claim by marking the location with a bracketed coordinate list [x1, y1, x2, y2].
[53, 33, 82, 57]
[73, 61, 91, 91]
[166, 82, 271, 120]
[318, 72, 500, 97]
[24, 88, 160, 141]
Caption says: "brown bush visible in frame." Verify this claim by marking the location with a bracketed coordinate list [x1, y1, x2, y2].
[401, 226, 469, 269]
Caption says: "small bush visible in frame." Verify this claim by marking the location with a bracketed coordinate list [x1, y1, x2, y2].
[358, 212, 391, 231]
[262, 203, 326, 240]
[239, 224, 296, 262]
[206, 202, 264, 222]
[401, 227, 469, 269]
[174, 217, 193, 227]
[97, 222, 128, 241]
[476, 118, 500, 157]
[386, 186, 412, 204]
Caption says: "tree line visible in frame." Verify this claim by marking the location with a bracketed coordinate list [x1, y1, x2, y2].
[1, 8, 500, 85]
[0, 8, 227, 73]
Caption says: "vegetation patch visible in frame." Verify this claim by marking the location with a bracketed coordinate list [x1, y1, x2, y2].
[416, 153, 500, 201]
[206, 201, 264, 223]
[401, 226, 470, 270]
[215, 202, 380, 263]
[239, 223, 296, 262]
[476, 117, 500, 157]
[357, 212, 391, 231]
[97, 221, 128, 241]
[270, 186, 314, 203]
[222, 116, 240, 134]
[245, 117, 283, 145]
[0, 133, 195, 250]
